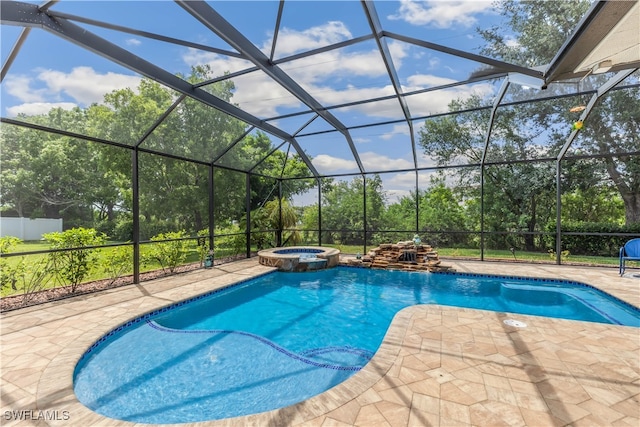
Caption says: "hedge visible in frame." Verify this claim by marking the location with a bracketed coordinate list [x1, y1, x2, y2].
[546, 222, 640, 257]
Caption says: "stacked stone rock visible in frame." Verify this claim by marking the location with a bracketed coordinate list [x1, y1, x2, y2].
[345, 241, 454, 272]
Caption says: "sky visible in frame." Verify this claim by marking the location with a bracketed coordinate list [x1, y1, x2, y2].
[1, 0, 515, 203]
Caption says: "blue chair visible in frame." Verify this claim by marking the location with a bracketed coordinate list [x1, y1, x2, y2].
[620, 238, 640, 276]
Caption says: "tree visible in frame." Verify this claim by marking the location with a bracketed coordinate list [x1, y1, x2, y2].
[0, 108, 101, 226]
[560, 157, 626, 224]
[86, 83, 163, 233]
[241, 132, 316, 212]
[417, 0, 636, 253]
[384, 191, 418, 232]
[418, 96, 557, 251]
[576, 88, 640, 224]
[128, 67, 314, 235]
[2, 67, 309, 239]
[246, 198, 302, 249]
[364, 175, 388, 235]
[0, 126, 39, 217]
[478, 0, 639, 224]
[419, 183, 467, 244]
[477, 0, 590, 67]
[316, 175, 387, 245]
[561, 187, 624, 224]
[87, 66, 250, 236]
[384, 182, 472, 247]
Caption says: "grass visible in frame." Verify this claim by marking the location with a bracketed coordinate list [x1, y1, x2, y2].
[3, 241, 634, 299]
[327, 244, 624, 267]
[1, 241, 243, 298]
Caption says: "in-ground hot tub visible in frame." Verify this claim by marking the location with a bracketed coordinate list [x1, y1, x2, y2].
[258, 246, 340, 272]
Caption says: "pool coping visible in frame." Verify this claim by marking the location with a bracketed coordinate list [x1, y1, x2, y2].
[2, 259, 639, 426]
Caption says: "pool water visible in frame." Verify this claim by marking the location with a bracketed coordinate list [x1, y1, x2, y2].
[74, 267, 639, 423]
[272, 248, 324, 254]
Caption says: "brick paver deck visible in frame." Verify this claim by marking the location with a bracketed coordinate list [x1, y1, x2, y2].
[1, 259, 638, 426]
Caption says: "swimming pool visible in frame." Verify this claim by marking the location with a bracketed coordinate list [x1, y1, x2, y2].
[74, 267, 639, 423]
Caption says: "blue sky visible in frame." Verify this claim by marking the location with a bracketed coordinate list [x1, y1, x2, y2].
[2, 0, 512, 202]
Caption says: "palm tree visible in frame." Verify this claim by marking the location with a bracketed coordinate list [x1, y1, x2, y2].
[249, 198, 302, 249]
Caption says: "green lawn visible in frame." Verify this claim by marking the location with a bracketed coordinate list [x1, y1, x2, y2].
[327, 244, 623, 267]
[2, 241, 631, 299]
[1, 241, 241, 298]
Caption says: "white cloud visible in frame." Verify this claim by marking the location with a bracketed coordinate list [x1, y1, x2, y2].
[312, 154, 358, 172]
[224, 71, 302, 117]
[181, 23, 413, 118]
[182, 49, 254, 75]
[184, 44, 492, 121]
[4, 75, 48, 103]
[417, 171, 437, 187]
[3, 67, 141, 117]
[380, 124, 411, 140]
[386, 188, 410, 203]
[37, 67, 141, 106]
[385, 170, 441, 191]
[327, 76, 494, 120]
[300, 160, 436, 205]
[126, 38, 142, 47]
[387, 171, 418, 188]
[183, 20, 377, 115]
[404, 78, 495, 116]
[268, 21, 353, 57]
[361, 152, 413, 170]
[388, 0, 493, 29]
[319, 85, 398, 111]
[406, 74, 456, 88]
[374, 170, 453, 204]
[183, 49, 298, 117]
[279, 42, 397, 84]
[6, 102, 77, 117]
[418, 153, 439, 169]
[180, 19, 492, 123]
[381, 172, 418, 203]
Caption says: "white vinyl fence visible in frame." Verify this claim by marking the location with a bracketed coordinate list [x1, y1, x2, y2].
[0, 217, 63, 240]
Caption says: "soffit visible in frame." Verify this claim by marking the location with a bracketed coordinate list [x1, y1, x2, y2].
[544, 0, 640, 83]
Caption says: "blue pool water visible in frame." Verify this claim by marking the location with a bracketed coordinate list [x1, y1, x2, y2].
[273, 247, 324, 254]
[74, 267, 639, 423]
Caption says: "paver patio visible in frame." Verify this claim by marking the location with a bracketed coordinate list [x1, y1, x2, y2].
[1, 258, 638, 426]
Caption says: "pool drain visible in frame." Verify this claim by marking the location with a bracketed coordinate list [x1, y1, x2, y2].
[503, 319, 527, 328]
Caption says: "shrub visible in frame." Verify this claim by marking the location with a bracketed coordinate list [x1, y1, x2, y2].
[548, 249, 570, 261]
[0, 236, 23, 291]
[145, 231, 189, 273]
[43, 227, 106, 293]
[1, 237, 55, 303]
[103, 245, 133, 285]
[214, 223, 246, 257]
[113, 216, 134, 242]
[18, 257, 53, 305]
[546, 222, 640, 256]
[95, 219, 117, 240]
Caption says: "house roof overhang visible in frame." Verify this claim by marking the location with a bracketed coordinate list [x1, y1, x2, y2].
[543, 0, 639, 84]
